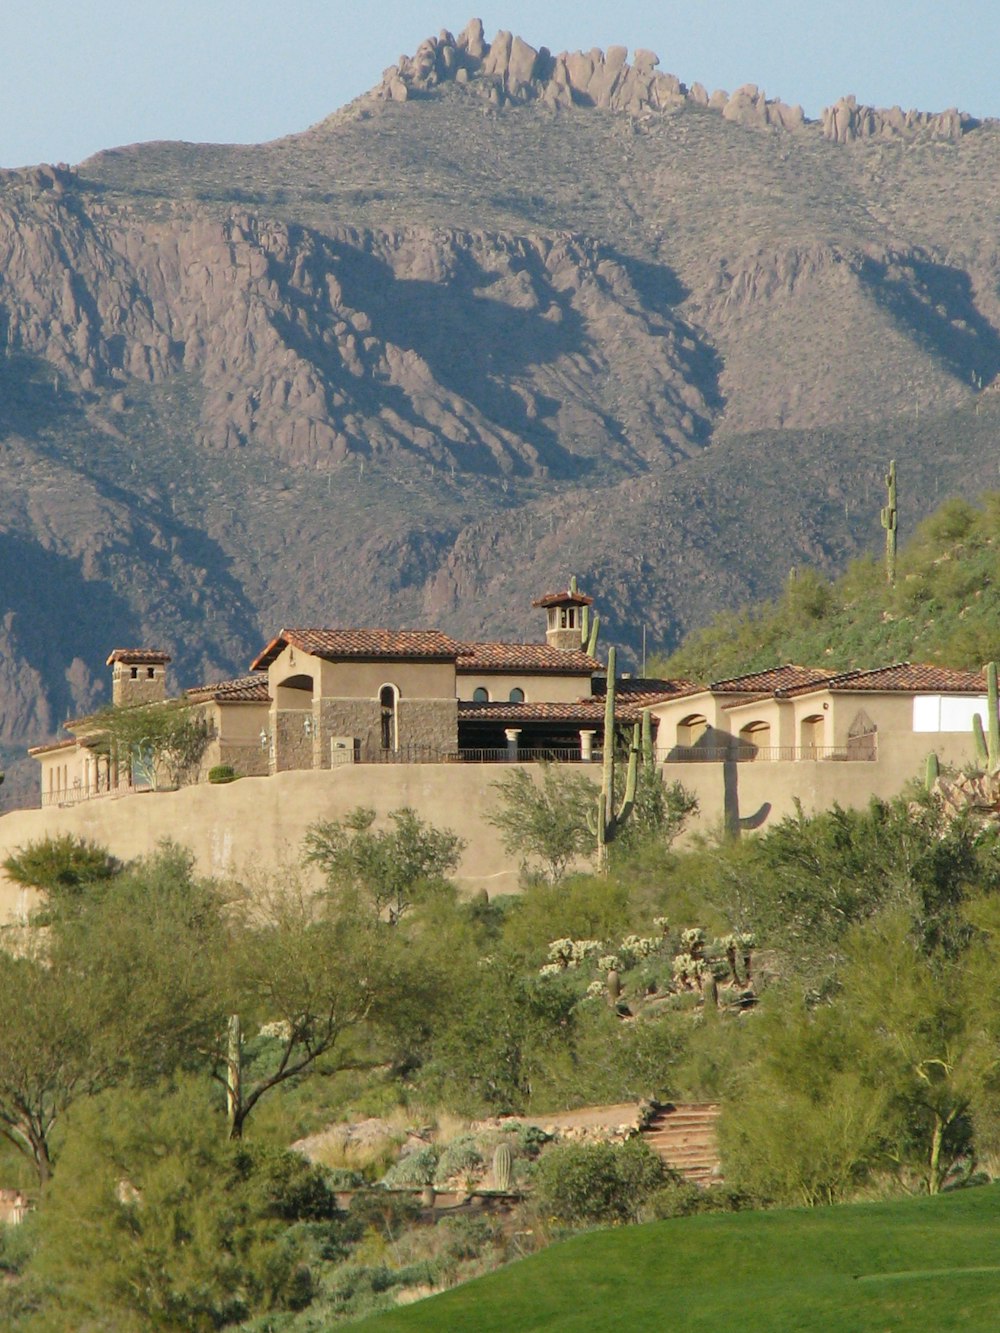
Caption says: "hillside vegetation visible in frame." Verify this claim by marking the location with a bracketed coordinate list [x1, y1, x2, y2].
[658, 491, 1000, 681]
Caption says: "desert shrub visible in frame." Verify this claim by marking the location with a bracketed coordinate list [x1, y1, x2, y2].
[436, 1213, 502, 1262]
[208, 763, 237, 783]
[533, 1139, 667, 1226]
[380, 1144, 439, 1188]
[433, 1135, 484, 1186]
[346, 1190, 422, 1241]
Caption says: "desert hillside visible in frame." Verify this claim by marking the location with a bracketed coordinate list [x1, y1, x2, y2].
[2, 17, 1000, 802]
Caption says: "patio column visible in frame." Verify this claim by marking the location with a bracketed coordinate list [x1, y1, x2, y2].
[579, 729, 596, 762]
[504, 728, 521, 761]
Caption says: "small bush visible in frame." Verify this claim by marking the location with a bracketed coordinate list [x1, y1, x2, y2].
[208, 764, 237, 784]
[433, 1135, 484, 1186]
[533, 1139, 667, 1226]
[381, 1144, 440, 1188]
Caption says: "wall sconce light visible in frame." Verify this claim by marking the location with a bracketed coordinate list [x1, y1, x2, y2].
[303, 716, 314, 737]
[259, 729, 269, 751]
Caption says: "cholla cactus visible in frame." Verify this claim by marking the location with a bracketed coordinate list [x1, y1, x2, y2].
[652, 916, 670, 935]
[672, 952, 697, 989]
[597, 955, 620, 973]
[680, 927, 706, 959]
[585, 979, 606, 998]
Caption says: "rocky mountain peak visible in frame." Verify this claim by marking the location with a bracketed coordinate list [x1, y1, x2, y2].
[374, 18, 978, 143]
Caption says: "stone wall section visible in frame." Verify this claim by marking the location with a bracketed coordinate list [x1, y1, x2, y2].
[274, 709, 314, 772]
[317, 699, 380, 765]
[397, 698, 458, 755]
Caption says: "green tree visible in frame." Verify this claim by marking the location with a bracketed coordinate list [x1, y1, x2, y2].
[29, 1080, 334, 1331]
[87, 698, 211, 789]
[3, 833, 120, 908]
[487, 764, 597, 883]
[533, 1139, 668, 1226]
[220, 881, 385, 1138]
[0, 844, 225, 1185]
[303, 806, 464, 922]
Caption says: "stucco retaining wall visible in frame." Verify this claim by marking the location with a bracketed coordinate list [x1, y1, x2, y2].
[0, 735, 942, 925]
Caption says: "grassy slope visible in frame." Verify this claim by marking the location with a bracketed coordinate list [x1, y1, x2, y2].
[351, 1186, 1000, 1331]
[657, 487, 1000, 681]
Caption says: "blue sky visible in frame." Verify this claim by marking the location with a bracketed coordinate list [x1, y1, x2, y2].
[1, 2, 998, 168]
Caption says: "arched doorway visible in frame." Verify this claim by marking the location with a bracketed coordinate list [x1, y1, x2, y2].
[800, 714, 825, 758]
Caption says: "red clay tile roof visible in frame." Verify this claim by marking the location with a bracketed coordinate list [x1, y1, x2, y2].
[250, 628, 463, 671]
[106, 648, 171, 666]
[458, 697, 659, 725]
[710, 664, 837, 693]
[28, 737, 81, 756]
[457, 642, 599, 674]
[186, 675, 271, 704]
[778, 663, 988, 698]
[531, 589, 594, 608]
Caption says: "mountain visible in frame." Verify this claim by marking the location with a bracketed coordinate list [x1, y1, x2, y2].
[2, 17, 1000, 804]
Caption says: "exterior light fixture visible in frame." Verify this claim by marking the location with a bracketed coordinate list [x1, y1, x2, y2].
[259, 728, 268, 750]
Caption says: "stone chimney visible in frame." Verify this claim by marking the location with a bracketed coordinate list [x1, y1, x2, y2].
[106, 648, 171, 707]
[531, 588, 595, 653]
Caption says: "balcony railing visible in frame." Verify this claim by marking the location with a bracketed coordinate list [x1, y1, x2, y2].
[663, 745, 869, 764]
[355, 746, 589, 765]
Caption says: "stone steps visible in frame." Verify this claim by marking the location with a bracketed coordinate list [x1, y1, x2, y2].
[640, 1103, 721, 1185]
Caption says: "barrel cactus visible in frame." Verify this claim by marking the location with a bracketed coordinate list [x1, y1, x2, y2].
[493, 1141, 513, 1192]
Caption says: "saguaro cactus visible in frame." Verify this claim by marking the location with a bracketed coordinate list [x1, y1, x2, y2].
[493, 1142, 513, 1192]
[881, 460, 898, 586]
[569, 575, 600, 655]
[589, 646, 643, 871]
[973, 662, 1000, 773]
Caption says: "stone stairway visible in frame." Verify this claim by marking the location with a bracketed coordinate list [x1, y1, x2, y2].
[641, 1103, 721, 1186]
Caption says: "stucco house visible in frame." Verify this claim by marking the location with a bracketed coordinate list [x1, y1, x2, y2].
[650, 662, 991, 772]
[26, 574, 992, 816]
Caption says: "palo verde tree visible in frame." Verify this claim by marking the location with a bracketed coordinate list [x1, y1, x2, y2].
[487, 763, 598, 883]
[218, 879, 388, 1139]
[86, 698, 211, 789]
[0, 842, 225, 1185]
[302, 805, 464, 923]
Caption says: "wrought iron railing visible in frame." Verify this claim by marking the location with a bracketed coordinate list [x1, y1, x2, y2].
[663, 745, 869, 764]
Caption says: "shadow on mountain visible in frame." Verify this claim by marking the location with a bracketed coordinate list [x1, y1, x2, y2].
[0, 531, 140, 730]
[613, 251, 726, 429]
[0, 352, 81, 440]
[327, 241, 591, 476]
[859, 254, 1000, 387]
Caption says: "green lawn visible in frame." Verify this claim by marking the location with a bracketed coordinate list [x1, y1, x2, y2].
[350, 1185, 1000, 1331]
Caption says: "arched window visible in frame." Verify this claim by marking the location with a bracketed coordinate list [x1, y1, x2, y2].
[677, 714, 708, 748]
[472, 687, 490, 703]
[738, 720, 771, 760]
[379, 685, 399, 751]
[509, 687, 525, 704]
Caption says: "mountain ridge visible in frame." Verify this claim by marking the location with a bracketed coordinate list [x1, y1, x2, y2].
[1, 20, 999, 806]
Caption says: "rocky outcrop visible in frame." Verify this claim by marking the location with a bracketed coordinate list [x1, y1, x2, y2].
[0, 189, 713, 474]
[821, 95, 975, 143]
[376, 20, 986, 146]
[375, 18, 805, 129]
[375, 19, 985, 144]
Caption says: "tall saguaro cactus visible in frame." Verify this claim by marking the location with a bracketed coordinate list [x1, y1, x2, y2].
[881, 459, 898, 586]
[569, 575, 600, 656]
[973, 661, 1000, 773]
[590, 645, 644, 872]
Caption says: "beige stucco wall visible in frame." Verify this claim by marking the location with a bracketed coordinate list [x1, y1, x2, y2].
[457, 673, 592, 704]
[311, 654, 457, 702]
[0, 765, 528, 925]
[2, 722, 980, 927]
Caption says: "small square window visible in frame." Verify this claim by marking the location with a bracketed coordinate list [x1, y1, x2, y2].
[130, 666, 138, 680]
[147, 666, 155, 679]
